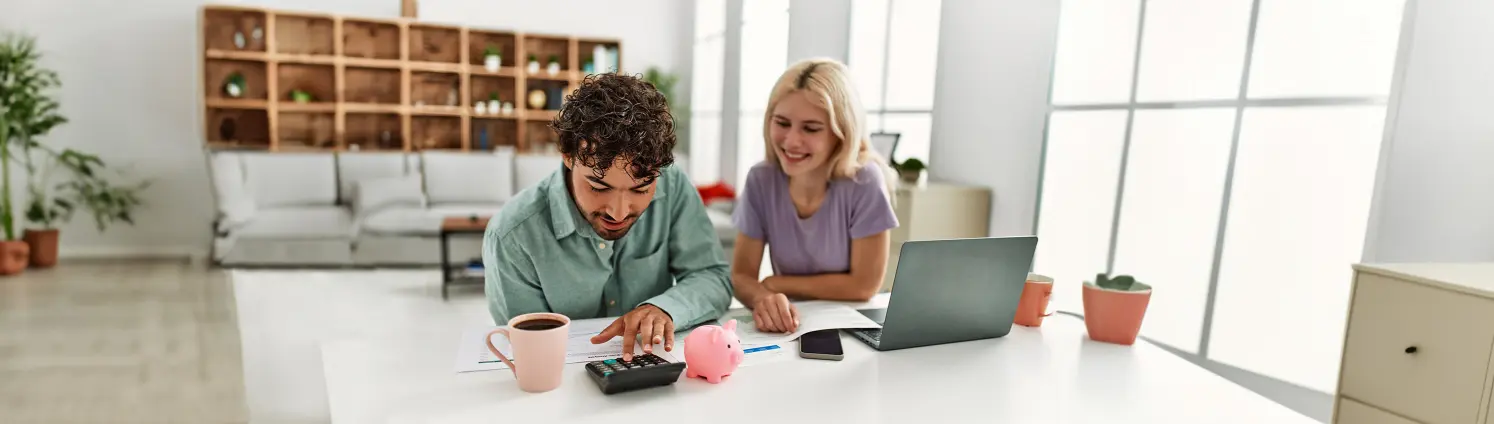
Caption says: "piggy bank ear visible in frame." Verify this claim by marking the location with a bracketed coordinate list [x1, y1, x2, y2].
[724, 319, 737, 332]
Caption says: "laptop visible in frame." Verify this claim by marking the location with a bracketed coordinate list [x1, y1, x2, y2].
[848, 236, 1037, 351]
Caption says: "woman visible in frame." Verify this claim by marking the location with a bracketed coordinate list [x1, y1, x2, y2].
[731, 58, 899, 333]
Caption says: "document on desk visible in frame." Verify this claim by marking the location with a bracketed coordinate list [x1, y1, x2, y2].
[453, 317, 677, 373]
[718, 300, 881, 365]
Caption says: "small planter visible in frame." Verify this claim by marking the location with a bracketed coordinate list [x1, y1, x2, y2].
[527, 59, 541, 74]
[23, 229, 58, 268]
[0, 240, 31, 276]
[547, 61, 561, 76]
[487, 99, 501, 114]
[1081, 274, 1152, 345]
[484, 55, 501, 72]
[474, 102, 488, 115]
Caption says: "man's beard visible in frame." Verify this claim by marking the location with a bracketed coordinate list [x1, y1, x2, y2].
[589, 212, 639, 241]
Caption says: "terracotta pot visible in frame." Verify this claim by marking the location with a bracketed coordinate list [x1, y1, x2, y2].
[23, 228, 58, 268]
[0, 240, 31, 276]
[1081, 283, 1152, 345]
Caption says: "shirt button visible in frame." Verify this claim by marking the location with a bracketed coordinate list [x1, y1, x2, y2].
[599, 242, 606, 249]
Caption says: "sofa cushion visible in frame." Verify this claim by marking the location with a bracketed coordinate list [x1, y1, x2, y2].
[422, 149, 514, 205]
[337, 153, 410, 204]
[236, 206, 354, 240]
[242, 153, 338, 207]
[515, 153, 561, 193]
[355, 175, 425, 216]
[209, 153, 257, 231]
[359, 203, 505, 236]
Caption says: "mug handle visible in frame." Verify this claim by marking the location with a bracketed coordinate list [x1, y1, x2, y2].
[485, 328, 519, 376]
[1041, 291, 1055, 317]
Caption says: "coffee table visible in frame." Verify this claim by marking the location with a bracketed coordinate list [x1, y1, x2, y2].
[440, 215, 490, 300]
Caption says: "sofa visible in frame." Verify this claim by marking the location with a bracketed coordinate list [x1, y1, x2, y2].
[207, 149, 733, 267]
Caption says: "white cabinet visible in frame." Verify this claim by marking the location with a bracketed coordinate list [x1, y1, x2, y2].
[1334, 263, 1494, 424]
[882, 181, 991, 291]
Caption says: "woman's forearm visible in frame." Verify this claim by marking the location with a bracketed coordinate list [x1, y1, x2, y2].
[731, 272, 774, 306]
[764, 273, 880, 302]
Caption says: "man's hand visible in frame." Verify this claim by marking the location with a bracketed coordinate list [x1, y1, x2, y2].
[589, 304, 674, 361]
[751, 291, 799, 333]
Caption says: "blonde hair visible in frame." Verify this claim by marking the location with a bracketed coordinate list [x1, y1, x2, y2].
[761, 58, 885, 181]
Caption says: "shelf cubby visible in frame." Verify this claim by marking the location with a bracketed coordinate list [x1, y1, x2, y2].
[277, 63, 335, 103]
[470, 75, 517, 110]
[344, 67, 401, 104]
[468, 30, 517, 69]
[409, 24, 462, 64]
[578, 39, 622, 74]
[522, 34, 572, 72]
[410, 71, 462, 108]
[278, 112, 337, 150]
[412, 116, 463, 150]
[342, 18, 401, 60]
[471, 117, 518, 151]
[345, 113, 404, 151]
[206, 108, 271, 148]
[523, 120, 558, 154]
[203, 8, 267, 52]
[523, 79, 570, 111]
[273, 13, 335, 56]
[205, 59, 268, 101]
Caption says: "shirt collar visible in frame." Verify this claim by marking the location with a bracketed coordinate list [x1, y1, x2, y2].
[544, 163, 673, 240]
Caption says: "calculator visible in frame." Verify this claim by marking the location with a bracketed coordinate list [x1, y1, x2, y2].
[584, 353, 687, 394]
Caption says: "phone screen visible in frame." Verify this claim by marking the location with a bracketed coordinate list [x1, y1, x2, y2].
[800, 329, 843, 355]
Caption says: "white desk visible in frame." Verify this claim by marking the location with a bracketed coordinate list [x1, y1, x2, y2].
[322, 296, 1315, 423]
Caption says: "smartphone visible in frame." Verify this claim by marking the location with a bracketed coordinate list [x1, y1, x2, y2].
[799, 329, 844, 361]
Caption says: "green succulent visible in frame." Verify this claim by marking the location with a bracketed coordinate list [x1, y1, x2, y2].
[1087, 274, 1152, 292]
[548, 55, 560, 64]
[484, 46, 501, 57]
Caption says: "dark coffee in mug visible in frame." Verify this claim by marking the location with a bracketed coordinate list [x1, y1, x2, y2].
[514, 318, 566, 331]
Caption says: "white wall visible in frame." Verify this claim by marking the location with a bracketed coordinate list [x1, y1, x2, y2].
[1365, 0, 1494, 263]
[787, 0, 851, 63]
[0, 0, 689, 260]
[928, 0, 1060, 237]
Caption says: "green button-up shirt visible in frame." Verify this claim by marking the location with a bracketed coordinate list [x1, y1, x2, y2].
[482, 163, 732, 329]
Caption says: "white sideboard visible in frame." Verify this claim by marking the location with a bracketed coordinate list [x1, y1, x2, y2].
[1335, 263, 1494, 424]
[882, 181, 992, 290]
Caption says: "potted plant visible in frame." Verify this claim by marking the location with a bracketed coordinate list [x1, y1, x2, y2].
[0, 33, 70, 274]
[894, 158, 926, 183]
[642, 67, 687, 151]
[487, 93, 500, 115]
[546, 55, 561, 75]
[527, 54, 540, 74]
[483, 45, 502, 72]
[290, 89, 313, 103]
[23, 149, 148, 267]
[1082, 273, 1153, 345]
[224, 72, 246, 98]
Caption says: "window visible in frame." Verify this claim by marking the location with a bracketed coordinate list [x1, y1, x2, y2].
[1034, 0, 1404, 393]
[688, 0, 727, 184]
[848, 0, 941, 165]
[734, 0, 789, 187]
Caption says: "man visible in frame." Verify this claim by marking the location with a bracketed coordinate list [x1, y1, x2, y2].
[483, 73, 731, 361]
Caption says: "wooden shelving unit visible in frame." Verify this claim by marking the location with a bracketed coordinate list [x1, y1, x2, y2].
[199, 5, 623, 153]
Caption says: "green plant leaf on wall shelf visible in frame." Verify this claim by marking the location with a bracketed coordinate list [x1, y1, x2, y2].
[484, 46, 501, 57]
[548, 55, 559, 64]
[290, 90, 313, 103]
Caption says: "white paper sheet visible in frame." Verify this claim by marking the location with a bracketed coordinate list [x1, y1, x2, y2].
[454, 317, 677, 373]
[718, 301, 882, 347]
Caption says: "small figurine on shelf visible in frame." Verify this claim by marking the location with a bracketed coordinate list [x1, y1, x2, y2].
[487, 93, 501, 115]
[290, 89, 313, 103]
[527, 54, 540, 74]
[483, 46, 502, 72]
[547, 55, 561, 76]
[474, 101, 488, 115]
[233, 31, 247, 49]
[502, 102, 515, 116]
[223, 72, 246, 98]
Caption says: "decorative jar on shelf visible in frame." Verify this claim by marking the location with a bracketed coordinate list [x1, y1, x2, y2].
[474, 102, 488, 115]
[487, 97, 501, 115]
[547, 55, 561, 76]
[527, 55, 540, 74]
[483, 46, 502, 72]
[502, 102, 515, 115]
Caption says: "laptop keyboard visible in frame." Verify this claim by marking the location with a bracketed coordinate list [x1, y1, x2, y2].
[858, 329, 883, 344]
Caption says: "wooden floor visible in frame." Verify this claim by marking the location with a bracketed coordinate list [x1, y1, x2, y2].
[0, 260, 248, 423]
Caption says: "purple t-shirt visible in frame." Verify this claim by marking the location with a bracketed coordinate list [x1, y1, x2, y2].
[733, 161, 900, 276]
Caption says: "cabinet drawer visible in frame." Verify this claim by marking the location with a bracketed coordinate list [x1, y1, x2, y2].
[1340, 273, 1494, 424]
[1336, 398, 1421, 424]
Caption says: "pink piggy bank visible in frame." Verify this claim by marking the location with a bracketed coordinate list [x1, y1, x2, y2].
[683, 319, 745, 384]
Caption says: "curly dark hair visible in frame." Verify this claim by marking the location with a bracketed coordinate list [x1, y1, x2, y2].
[551, 73, 676, 181]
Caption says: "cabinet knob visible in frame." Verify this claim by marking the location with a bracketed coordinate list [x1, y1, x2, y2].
[1404, 346, 1418, 354]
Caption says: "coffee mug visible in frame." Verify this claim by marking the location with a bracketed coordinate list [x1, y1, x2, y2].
[485, 312, 570, 393]
[1014, 273, 1054, 327]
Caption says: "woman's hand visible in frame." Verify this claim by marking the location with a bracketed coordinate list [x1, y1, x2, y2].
[751, 291, 800, 333]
